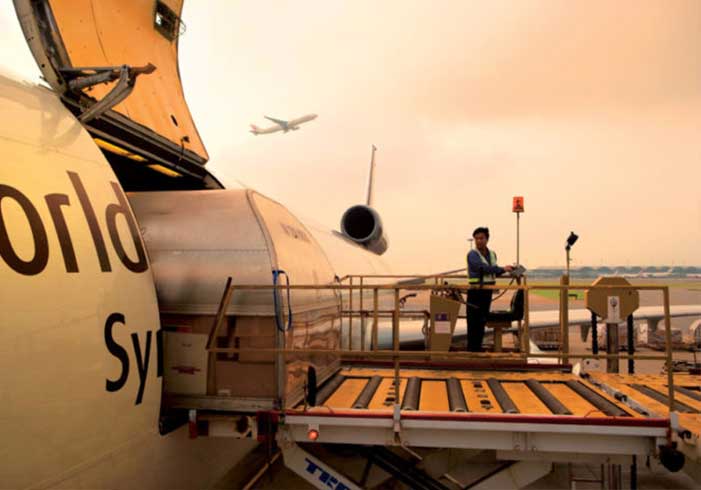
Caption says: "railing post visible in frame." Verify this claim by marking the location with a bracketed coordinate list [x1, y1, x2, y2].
[522, 281, 530, 355]
[338, 277, 344, 349]
[663, 287, 675, 412]
[372, 288, 379, 351]
[627, 314, 635, 374]
[606, 320, 620, 373]
[360, 276, 365, 351]
[591, 311, 599, 354]
[559, 275, 570, 364]
[207, 277, 234, 350]
[349, 276, 354, 350]
[393, 287, 400, 396]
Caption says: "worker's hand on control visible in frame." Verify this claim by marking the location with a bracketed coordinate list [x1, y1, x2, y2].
[503, 265, 515, 272]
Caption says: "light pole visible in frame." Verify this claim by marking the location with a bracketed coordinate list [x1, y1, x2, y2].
[565, 232, 579, 276]
[512, 196, 524, 265]
[561, 231, 578, 366]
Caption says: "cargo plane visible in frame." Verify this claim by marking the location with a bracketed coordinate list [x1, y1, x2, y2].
[250, 113, 318, 135]
[2, 2, 700, 489]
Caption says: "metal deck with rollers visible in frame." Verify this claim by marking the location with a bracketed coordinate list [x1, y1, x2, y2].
[268, 366, 701, 489]
[301, 368, 651, 417]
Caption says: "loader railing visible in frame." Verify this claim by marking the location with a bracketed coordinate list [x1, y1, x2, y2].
[206, 276, 676, 412]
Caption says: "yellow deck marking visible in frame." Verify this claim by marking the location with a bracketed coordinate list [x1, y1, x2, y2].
[368, 378, 406, 410]
[418, 380, 449, 412]
[461, 380, 500, 413]
[588, 373, 701, 436]
[598, 380, 670, 415]
[502, 382, 550, 415]
[579, 379, 637, 416]
[397, 378, 408, 407]
[649, 385, 701, 412]
[324, 378, 369, 409]
[596, 379, 700, 415]
[589, 373, 700, 416]
[544, 383, 607, 418]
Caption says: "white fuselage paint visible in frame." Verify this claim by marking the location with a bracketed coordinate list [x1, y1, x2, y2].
[0, 73, 260, 489]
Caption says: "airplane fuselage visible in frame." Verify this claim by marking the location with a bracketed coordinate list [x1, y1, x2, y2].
[250, 113, 318, 135]
[0, 73, 163, 488]
[286, 113, 318, 129]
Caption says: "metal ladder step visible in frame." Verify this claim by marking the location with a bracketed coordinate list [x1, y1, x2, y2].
[363, 446, 451, 490]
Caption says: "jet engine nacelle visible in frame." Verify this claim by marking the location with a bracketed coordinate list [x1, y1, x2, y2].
[340, 205, 389, 255]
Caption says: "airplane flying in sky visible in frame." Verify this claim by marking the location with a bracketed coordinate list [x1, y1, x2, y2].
[249, 113, 318, 135]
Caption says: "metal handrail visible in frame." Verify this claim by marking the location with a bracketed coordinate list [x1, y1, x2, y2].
[207, 277, 676, 412]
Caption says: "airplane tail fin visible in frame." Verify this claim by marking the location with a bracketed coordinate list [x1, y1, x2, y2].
[366, 145, 377, 206]
[250, 124, 260, 135]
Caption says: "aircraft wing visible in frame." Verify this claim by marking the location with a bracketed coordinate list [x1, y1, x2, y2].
[376, 305, 701, 350]
[527, 305, 701, 330]
[264, 116, 288, 126]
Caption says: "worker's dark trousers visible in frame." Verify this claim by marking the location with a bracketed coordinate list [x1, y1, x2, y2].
[466, 289, 493, 352]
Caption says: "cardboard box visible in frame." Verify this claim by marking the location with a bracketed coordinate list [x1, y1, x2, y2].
[531, 326, 561, 344]
[161, 314, 240, 395]
[639, 327, 684, 350]
[238, 335, 276, 363]
[163, 332, 209, 395]
[215, 360, 276, 398]
[235, 316, 276, 337]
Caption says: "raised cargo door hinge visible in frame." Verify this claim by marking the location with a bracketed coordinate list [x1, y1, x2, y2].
[58, 63, 156, 122]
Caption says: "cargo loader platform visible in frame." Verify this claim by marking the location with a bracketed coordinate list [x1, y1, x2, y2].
[171, 276, 701, 487]
[264, 365, 691, 490]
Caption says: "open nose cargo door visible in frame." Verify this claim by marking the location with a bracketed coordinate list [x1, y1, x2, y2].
[14, 0, 219, 188]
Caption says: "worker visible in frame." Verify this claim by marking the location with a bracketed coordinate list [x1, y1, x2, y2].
[466, 227, 513, 352]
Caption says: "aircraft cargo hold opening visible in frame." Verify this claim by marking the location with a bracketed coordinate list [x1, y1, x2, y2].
[129, 188, 343, 412]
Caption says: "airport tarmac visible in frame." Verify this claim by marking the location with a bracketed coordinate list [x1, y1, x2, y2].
[213, 279, 700, 489]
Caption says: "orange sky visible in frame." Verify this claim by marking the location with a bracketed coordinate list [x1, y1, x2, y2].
[2, 3, 699, 273]
[178, 1, 700, 273]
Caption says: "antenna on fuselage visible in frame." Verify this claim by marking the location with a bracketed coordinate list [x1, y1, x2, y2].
[366, 145, 377, 206]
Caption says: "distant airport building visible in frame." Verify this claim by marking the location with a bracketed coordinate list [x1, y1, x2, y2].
[528, 266, 701, 279]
